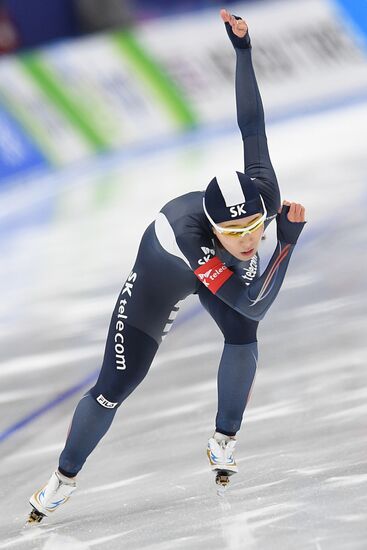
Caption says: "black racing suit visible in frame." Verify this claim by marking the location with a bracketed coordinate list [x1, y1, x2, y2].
[58, 25, 304, 477]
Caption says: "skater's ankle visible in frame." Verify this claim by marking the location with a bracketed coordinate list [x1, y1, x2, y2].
[213, 430, 236, 443]
[57, 468, 77, 483]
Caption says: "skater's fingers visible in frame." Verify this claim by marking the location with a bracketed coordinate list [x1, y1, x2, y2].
[287, 202, 298, 222]
[294, 203, 302, 219]
[229, 14, 237, 28]
[296, 205, 306, 222]
[293, 203, 305, 221]
[220, 8, 231, 23]
[287, 202, 306, 222]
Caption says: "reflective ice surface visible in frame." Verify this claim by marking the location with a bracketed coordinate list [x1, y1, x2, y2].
[0, 103, 367, 549]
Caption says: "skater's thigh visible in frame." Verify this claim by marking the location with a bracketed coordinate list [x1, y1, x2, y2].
[91, 223, 197, 403]
[121, 222, 197, 342]
[198, 286, 258, 345]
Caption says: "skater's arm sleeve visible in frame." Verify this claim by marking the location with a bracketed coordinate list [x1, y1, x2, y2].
[192, 242, 294, 321]
[175, 226, 296, 321]
[179, 205, 306, 320]
[226, 21, 281, 218]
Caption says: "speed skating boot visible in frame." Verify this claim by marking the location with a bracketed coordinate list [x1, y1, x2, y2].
[28, 470, 76, 523]
[207, 431, 238, 492]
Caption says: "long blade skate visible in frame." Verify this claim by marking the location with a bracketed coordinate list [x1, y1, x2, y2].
[215, 469, 235, 495]
[27, 471, 76, 524]
[207, 432, 238, 495]
[27, 507, 45, 524]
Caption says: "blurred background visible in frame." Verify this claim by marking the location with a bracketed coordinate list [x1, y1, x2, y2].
[0, 1, 367, 549]
[0, 0, 247, 52]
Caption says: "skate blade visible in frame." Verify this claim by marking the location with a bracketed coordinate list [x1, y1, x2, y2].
[215, 469, 234, 495]
[210, 462, 238, 473]
[26, 507, 45, 525]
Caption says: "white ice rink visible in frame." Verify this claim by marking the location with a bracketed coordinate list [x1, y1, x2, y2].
[0, 100, 367, 549]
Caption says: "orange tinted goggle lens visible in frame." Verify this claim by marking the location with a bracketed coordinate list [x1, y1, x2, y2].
[221, 219, 264, 237]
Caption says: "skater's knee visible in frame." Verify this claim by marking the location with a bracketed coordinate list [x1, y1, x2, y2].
[92, 324, 159, 406]
[221, 341, 258, 367]
[87, 388, 121, 409]
[89, 360, 151, 406]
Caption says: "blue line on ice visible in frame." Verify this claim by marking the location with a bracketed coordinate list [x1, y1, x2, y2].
[0, 181, 364, 443]
[0, 305, 203, 444]
[1, 95, 366, 444]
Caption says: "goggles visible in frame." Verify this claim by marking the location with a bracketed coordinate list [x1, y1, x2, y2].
[203, 195, 267, 237]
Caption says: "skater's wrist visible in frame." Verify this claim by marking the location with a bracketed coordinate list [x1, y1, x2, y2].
[276, 204, 306, 245]
[225, 19, 251, 50]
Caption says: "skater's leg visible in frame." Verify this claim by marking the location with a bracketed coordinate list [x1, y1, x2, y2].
[215, 341, 258, 436]
[59, 324, 158, 477]
[58, 223, 197, 477]
[58, 393, 116, 478]
[29, 224, 197, 520]
[199, 286, 258, 488]
[198, 285, 259, 436]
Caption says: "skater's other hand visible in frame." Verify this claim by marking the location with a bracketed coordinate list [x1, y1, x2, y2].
[220, 9, 248, 38]
[278, 200, 306, 223]
[276, 201, 306, 245]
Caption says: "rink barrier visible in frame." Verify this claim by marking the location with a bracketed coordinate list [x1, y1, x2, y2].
[19, 53, 109, 151]
[1, 0, 367, 181]
[112, 30, 198, 128]
[1, 84, 367, 237]
[0, 104, 47, 180]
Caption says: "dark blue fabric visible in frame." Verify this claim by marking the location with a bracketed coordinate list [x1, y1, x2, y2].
[198, 284, 258, 344]
[59, 325, 158, 476]
[58, 224, 196, 476]
[55, 15, 295, 476]
[90, 323, 158, 404]
[225, 19, 251, 50]
[5, 0, 77, 49]
[57, 222, 260, 476]
[59, 393, 117, 477]
[216, 241, 295, 321]
[204, 171, 264, 223]
[277, 204, 306, 244]
[215, 342, 258, 435]
[234, 46, 280, 217]
[198, 287, 258, 436]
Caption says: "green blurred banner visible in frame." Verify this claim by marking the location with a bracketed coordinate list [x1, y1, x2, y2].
[0, 0, 366, 182]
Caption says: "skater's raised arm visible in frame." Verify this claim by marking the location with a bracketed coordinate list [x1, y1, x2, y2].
[221, 10, 280, 219]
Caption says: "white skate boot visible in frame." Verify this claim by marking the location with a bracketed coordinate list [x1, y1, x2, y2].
[28, 470, 77, 523]
[207, 432, 238, 492]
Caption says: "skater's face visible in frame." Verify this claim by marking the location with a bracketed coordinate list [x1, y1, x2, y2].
[213, 213, 264, 261]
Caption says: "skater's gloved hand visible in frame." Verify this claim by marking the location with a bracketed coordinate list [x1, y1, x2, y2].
[276, 201, 306, 245]
[220, 9, 251, 49]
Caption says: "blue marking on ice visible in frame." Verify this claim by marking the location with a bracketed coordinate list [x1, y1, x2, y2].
[1, 84, 367, 443]
[0, 306, 203, 444]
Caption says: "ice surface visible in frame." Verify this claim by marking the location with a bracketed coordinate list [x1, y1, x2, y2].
[0, 103, 367, 549]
